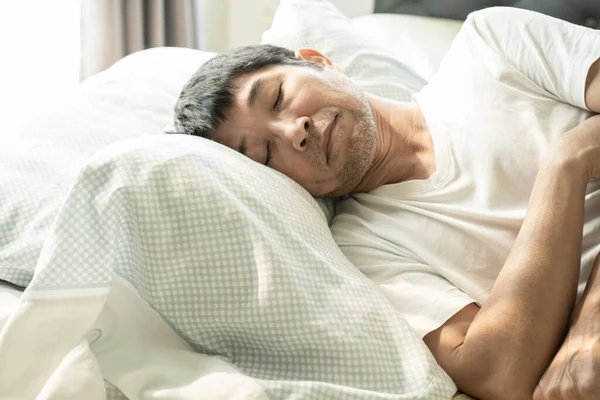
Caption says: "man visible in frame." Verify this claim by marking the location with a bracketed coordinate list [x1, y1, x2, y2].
[172, 7, 600, 400]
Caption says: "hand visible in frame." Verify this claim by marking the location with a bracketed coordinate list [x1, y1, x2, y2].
[547, 114, 600, 182]
[533, 323, 600, 399]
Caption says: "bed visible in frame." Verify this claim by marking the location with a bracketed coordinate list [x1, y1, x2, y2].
[0, 0, 597, 398]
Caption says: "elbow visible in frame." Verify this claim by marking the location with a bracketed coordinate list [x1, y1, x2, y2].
[477, 369, 536, 400]
[448, 347, 538, 400]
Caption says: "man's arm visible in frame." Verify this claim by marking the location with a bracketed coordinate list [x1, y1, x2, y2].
[585, 57, 600, 113]
[526, 50, 600, 400]
[533, 241, 600, 398]
[466, 8, 600, 113]
[423, 115, 600, 400]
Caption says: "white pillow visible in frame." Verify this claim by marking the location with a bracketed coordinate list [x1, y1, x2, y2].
[0, 47, 215, 287]
[261, 0, 428, 101]
[350, 14, 463, 81]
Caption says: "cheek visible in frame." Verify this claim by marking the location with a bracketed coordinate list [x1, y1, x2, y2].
[295, 74, 341, 108]
[277, 157, 310, 181]
[278, 160, 336, 196]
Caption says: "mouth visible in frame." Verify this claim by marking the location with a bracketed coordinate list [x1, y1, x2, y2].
[322, 114, 337, 165]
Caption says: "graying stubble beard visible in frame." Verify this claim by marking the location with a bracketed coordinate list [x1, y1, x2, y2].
[332, 80, 376, 196]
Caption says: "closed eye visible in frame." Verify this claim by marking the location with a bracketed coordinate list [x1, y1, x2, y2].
[273, 82, 284, 111]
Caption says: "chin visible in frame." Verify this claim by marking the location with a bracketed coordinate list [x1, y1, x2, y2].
[305, 183, 336, 198]
[317, 183, 348, 198]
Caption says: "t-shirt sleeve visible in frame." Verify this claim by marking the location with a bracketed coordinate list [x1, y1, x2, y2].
[463, 7, 600, 110]
[335, 234, 476, 339]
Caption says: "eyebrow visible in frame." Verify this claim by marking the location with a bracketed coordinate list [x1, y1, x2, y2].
[237, 137, 247, 156]
[247, 78, 262, 109]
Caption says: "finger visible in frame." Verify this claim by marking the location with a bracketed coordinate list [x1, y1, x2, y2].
[535, 382, 565, 400]
[533, 384, 547, 400]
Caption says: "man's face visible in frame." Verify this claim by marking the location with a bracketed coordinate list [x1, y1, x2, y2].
[213, 54, 376, 197]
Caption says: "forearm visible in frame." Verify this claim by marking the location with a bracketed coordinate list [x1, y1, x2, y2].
[452, 142, 590, 399]
[562, 116, 600, 326]
[533, 240, 600, 399]
[569, 250, 600, 332]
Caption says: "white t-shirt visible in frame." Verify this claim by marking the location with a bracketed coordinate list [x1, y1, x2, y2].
[331, 7, 600, 339]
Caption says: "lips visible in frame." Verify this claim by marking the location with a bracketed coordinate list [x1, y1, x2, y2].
[322, 114, 337, 164]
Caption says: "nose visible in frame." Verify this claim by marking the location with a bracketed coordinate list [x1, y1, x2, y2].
[282, 116, 310, 152]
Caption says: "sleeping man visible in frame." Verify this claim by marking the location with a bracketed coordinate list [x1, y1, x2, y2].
[172, 7, 600, 400]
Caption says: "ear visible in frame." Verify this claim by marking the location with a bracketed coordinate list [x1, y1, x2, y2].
[295, 48, 341, 72]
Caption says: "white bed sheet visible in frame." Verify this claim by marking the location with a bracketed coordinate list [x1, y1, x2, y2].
[0, 282, 22, 331]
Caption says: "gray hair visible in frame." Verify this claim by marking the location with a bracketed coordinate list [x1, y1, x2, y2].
[171, 44, 323, 139]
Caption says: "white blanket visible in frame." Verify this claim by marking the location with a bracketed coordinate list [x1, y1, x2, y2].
[0, 135, 458, 399]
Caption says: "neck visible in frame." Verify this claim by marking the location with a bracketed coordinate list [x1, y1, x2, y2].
[353, 93, 434, 194]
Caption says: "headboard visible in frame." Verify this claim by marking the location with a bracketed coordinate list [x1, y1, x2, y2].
[374, 0, 600, 29]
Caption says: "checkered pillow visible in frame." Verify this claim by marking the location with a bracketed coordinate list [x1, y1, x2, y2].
[25, 133, 456, 398]
[0, 48, 214, 287]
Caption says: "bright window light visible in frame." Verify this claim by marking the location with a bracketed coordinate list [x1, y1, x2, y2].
[0, 1, 80, 120]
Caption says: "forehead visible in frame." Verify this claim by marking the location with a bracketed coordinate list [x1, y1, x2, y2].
[231, 63, 319, 102]
[230, 64, 279, 107]
[212, 65, 284, 149]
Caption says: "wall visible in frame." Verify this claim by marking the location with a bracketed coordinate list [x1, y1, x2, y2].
[202, 0, 374, 52]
